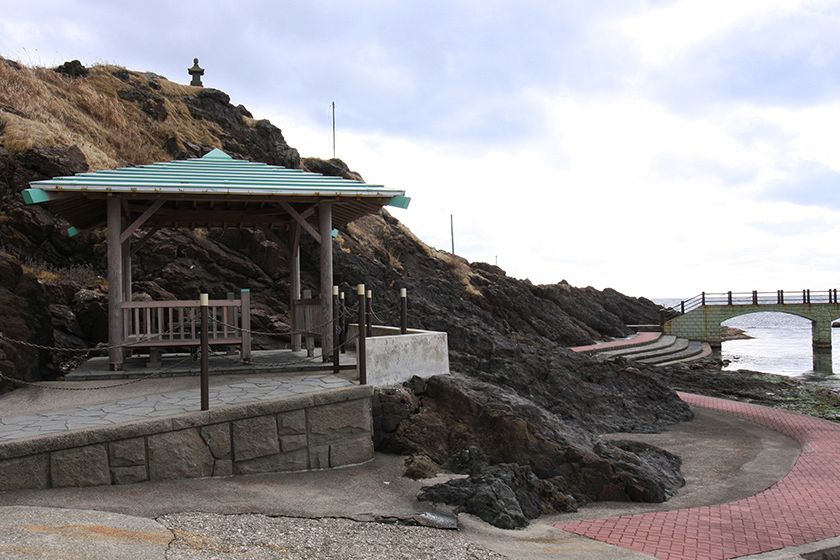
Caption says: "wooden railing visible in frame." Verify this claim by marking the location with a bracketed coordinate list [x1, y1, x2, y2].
[121, 289, 251, 361]
[292, 289, 322, 356]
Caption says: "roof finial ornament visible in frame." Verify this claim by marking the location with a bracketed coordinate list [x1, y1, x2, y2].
[188, 58, 204, 87]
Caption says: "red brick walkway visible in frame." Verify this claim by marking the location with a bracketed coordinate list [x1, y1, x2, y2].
[557, 392, 840, 559]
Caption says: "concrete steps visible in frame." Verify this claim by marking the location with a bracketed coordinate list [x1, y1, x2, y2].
[591, 335, 709, 367]
[596, 335, 677, 360]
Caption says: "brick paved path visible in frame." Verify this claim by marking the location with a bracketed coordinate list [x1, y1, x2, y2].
[557, 392, 840, 559]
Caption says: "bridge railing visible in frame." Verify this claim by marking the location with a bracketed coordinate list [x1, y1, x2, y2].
[664, 289, 840, 317]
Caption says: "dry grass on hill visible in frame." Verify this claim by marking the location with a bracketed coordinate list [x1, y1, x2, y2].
[0, 60, 222, 170]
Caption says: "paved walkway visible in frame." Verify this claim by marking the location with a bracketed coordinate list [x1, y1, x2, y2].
[0, 375, 352, 443]
[569, 332, 660, 353]
[557, 392, 840, 560]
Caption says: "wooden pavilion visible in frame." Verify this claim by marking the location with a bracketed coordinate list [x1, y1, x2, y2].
[22, 149, 409, 370]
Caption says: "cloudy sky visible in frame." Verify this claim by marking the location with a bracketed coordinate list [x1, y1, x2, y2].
[2, 0, 840, 297]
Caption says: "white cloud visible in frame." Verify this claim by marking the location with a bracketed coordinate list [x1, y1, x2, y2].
[618, 0, 804, 65]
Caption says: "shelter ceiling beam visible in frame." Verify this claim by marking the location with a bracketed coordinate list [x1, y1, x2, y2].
[259, 226, 291, 254]
[120, 199, 165, 243]
[130, 225, 161, 256]
[281, 201, 321, 244]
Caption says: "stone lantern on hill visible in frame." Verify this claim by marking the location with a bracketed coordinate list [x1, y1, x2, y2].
[188, 58, 204, 87]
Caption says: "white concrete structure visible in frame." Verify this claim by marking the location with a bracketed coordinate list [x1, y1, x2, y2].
[347, 325, 450, 387]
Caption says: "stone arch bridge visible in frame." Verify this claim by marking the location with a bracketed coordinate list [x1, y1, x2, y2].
[663, 290, 840, 370]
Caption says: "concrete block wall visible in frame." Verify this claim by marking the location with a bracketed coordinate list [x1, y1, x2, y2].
[0, 385, 373, 491]
[346, 325, 450, 386]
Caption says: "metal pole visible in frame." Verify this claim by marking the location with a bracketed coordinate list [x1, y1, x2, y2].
[680, 300, 685, 315]
[727, 291, 732, 305]
[200, 293, 209, 411]
[701, 291, 705, 306]
[332, 286, 340, 374]
[807, 289, 811, 304]
[357, 284, 366, 385]
[366, 289, 373, 337]
[331, 101, 336, 159]
[400, 288, 408, 335]
[752, 290, 758, 305]
[450, 214, 455, 254]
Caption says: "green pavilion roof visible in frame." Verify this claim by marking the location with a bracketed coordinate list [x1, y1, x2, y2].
[23, 149, 410, 230]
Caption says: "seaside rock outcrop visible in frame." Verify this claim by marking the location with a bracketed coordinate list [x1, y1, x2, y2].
[376, 375, 686, 528]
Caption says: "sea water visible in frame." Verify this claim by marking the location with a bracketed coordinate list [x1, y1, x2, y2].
[656, 299, 840, 378]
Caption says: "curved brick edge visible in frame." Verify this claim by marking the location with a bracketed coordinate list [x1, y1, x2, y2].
[0, 385, 374, 491]
[557, 392, 840, 560]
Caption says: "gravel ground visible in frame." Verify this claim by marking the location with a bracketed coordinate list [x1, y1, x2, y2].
[159, 513, 507, 560]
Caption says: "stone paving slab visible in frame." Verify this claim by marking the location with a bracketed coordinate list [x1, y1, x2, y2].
[557, 392, 840, 560]
[0, 374, 353, 443]
[66, 349, 357, 381]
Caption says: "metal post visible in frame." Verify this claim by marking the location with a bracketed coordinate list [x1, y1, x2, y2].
[332, 286, 340, 374]
[680, 300, 685, 315]
[366, 289, 373, 337]
[200, 293, 209, 411]
[240, 288, 251, 363]
[803, 289, 807, 304]
[727, 291, 732, 305]
[701, 292, 706, 306]
[400, 288, 408, 334]
[357, 284, 366, 385]
[450, 214, 455, 254]
[340, 291, 347, 354]
[752, 290, 758, 305]
[807, 289, 811, 304]
[780, 290, 785, 304]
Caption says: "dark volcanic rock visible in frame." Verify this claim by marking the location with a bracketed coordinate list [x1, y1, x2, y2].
[54, 60, 88, 78]
[419, 463, 577, 529]
[376, 375, 687, 528]
[185, 89, 300, 168]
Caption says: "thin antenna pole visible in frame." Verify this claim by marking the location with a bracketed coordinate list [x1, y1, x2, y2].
[450, 214, 455, 254]
[331, 101, 336, 159]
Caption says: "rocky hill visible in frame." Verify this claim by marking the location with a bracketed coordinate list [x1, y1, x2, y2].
[0, 58, 690, 526]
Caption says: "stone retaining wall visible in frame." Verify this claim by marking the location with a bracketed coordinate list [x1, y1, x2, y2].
[0, 386, 373, 491]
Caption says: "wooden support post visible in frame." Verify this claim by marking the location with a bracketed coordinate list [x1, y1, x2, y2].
[319, 201, 334, 361]
[400, 288, 408, 335]
[366, 289, 373, 337]
[106, 197, 124, 370]
[290, 224, 301, 352]
[200, 293, 209, 411]
[332, 286, 340, 374]
[357, 284, 366, 385]
[240, 288, 251, 363]
[340, 291, 347, 354]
